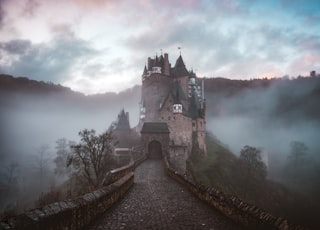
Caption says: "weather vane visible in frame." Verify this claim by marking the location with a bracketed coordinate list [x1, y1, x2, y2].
[160, 48, 163, 55]
[178, 46, 182, 55]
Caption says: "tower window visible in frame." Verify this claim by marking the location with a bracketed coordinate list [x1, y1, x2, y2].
[173, 104, 182, 114]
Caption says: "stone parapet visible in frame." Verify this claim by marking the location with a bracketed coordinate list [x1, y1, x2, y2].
[163, 157, 305, 230]
[0, 150, 146, 230]
[0, 173, 134, 230]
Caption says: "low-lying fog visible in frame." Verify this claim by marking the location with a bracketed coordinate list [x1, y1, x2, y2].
[1, 77, 320, 215]
[0, 88, 140, 212]
[205, 78, 320, 182]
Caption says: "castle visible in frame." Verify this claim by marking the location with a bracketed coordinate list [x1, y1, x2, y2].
[138, 52, 207, 169]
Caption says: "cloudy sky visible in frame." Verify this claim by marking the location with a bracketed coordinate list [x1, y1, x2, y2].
[0, 0, 320, 94]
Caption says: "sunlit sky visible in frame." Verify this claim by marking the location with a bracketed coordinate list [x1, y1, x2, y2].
[0, 0, 320, 94]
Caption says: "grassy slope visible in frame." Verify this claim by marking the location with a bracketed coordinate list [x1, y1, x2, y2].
[188, 133, 319, 229]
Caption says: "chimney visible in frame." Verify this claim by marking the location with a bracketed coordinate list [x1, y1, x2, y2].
[147, 57, 152, 70]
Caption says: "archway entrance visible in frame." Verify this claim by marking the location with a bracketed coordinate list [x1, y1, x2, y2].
[148, 140, 162, 159]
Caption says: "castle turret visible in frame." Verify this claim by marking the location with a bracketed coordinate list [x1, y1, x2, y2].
[142, 65, 148, 81]
[116, 109, 130, 130]
[163, 53, 170, 76]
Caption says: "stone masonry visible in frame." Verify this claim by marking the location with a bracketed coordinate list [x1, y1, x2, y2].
[88, 159, 241, 230]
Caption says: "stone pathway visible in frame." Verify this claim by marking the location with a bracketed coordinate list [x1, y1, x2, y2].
[88, 159, 242, 230]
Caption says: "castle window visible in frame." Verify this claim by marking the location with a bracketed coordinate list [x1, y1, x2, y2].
[173, 104, 182, 114]
[200, 121, 202, 127]
[192, 121, 195, 127]
[168, 116, 171, 120]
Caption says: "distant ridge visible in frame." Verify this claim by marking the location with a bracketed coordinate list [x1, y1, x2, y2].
[0, 74, 141, 99]
[0, 74, 75, 94]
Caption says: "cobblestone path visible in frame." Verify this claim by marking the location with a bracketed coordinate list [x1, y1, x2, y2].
[88, 159, 242, 230]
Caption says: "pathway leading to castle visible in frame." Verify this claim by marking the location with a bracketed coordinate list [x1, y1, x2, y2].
[88, 159, 242, 230]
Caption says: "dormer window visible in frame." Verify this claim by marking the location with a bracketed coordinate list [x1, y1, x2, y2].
[152, 67, 161, 73]
[173, 104, 182, 114]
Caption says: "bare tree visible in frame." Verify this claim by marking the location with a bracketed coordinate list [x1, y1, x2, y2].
[70, 129, 114, 190]
[54, 138, 74, 177]
[35, 145, 50, 192]
[286, 141, 309, 184]
[288, 141, 308, 170]
[3, 162, 19, 186]
[240, 145, 267, 181]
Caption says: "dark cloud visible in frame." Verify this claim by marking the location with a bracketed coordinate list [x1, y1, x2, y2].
[0, 39, 31, 55]
[0, 27, 98, 82]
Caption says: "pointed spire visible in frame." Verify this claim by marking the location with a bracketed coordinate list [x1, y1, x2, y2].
[175, 55, 185, 68]
[142, 64, 147, 76]
[173, 55, 189, 77]
[116, 109, 130, 130]
[154, 55, 161, 67]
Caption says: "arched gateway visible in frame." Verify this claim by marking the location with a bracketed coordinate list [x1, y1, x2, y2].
[140, 122, 170, 159]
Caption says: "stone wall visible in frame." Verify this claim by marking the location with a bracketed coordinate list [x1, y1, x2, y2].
[0, 151, 147, 230]
[164, 157, 305, 230]
[102, 161, 135, 186]
[168, 146, 188, 174]
[159, 96, 193, 150]
[141, 133, 170, 156]
[0, 173, 134, 230]
[141, 73, 172, 122]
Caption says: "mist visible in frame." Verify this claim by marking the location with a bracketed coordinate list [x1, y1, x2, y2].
[0, 85, 141, 213]
[205, 77, 320, 182]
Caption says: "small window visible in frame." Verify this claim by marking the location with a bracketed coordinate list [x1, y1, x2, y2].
[168, 116, 171, 120]
[173, 104, 182, 114]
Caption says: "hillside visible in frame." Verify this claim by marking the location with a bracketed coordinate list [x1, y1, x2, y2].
[2, 74, 320, 124]
[188, 133, 320, 229]
[204, 76, 320, 122]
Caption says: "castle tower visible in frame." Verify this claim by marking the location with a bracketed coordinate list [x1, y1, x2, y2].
[139, 52, 207, 171]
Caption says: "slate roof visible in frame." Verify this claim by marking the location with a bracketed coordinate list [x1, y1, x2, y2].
[141, 122, 170, 134]
[172, 55, 189, 77]
[115, 109, 130, 130]
[171, 81, 186, 103]
[142, 65, 147, 75]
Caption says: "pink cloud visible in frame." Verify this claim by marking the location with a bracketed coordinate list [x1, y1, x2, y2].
[287, 54, 320, 76]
